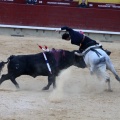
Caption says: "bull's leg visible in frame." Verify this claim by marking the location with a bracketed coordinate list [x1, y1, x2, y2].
[10, 77, 19, 89]
[0, 74, 19, 89]
[0, 74, 11, 85]
[52, 76, 56, 89]
[42, 75, 55, 90]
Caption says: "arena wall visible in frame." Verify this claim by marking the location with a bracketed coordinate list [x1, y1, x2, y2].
[0, 2, 119, 41]
[0, 3, 119, 32]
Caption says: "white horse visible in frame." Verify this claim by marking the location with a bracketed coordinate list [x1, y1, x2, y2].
[75, 44, 120, 91]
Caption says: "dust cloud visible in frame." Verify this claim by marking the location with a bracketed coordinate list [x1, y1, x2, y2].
[49, 67, 72, 103]
[49, 66, 108, 103]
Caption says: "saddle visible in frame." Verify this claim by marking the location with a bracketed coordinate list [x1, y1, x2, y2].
[82, 44, 111, 57]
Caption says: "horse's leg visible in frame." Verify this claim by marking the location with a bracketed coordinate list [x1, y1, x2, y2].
[106, 79, 112, 92]
[95, 64, 112, 91]
[106, 59, 120, 82]
[89, 66, 94, 75]
[42, 74, 55, 90]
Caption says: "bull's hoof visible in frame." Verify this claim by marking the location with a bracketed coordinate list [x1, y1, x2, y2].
[104, 89, 113, 92]
[16, 85, 20, 89]
[42, 86, 49, 90]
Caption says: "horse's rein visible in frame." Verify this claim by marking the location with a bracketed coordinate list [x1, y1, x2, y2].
[80, 35, 85, 47]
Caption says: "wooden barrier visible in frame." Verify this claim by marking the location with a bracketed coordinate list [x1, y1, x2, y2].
[0, 2, 120, 32]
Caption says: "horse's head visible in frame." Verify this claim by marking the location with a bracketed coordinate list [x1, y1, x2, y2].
[73, 50, 86, 68]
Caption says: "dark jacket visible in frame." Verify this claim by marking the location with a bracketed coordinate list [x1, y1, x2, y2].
[61, 26, 84, 46]
[79, 36, 99, 52]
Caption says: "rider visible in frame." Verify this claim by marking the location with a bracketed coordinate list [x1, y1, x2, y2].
[60, 26, 110, 56]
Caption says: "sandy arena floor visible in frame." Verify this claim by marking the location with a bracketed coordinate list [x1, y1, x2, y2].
[0, 35, 120, 120]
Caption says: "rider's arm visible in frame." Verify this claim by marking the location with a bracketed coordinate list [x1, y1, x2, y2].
[61, 26, 72, 31]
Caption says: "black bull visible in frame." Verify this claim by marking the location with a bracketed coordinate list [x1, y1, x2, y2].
[0, 49, 86, 90]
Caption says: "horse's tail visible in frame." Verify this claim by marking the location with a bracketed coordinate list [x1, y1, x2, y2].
[0, 55, 14, 74]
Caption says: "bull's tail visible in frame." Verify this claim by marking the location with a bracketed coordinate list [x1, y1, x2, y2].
[0, 61, 8, 74]
[0, 55, 14, 74]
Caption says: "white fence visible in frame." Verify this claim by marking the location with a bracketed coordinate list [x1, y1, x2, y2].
[0, 24, 120, 41]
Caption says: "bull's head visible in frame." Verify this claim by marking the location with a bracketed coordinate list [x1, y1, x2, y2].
[73, 51, 86, 69]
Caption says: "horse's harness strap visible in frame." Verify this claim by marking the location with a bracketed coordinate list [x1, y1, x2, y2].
[82, 45, 102, 57]
[90, 48, 102, 57]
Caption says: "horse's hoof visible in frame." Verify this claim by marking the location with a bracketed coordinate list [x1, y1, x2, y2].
[115, 75, 120, 82]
